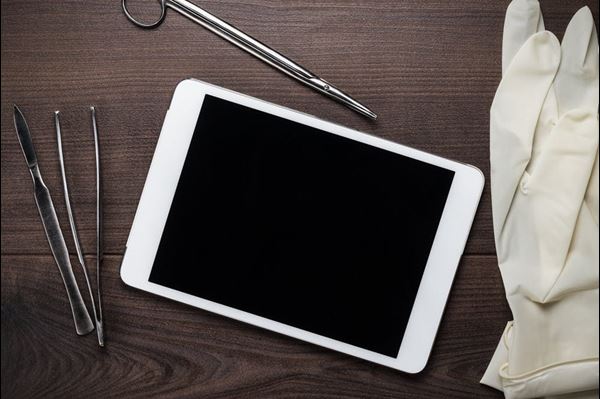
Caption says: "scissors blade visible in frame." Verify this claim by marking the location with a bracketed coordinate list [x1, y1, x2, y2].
[169, 0, 378, 120]
[309, 78, 378, 120]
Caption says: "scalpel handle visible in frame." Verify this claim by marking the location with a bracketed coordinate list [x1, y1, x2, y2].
[31, 168, 94, 336]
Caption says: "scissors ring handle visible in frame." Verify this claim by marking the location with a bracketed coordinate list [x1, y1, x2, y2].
[122, 0, 167, 29]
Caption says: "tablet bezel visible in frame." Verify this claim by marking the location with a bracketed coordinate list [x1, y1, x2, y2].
[121, 79, 484, 373]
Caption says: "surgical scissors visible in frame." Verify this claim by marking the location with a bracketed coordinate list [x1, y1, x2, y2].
[121, 0, 377, 119]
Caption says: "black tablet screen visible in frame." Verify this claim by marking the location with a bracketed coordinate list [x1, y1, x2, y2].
[149, 95, 454, 357]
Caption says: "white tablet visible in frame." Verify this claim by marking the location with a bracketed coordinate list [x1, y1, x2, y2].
[121, 79, 484, 373]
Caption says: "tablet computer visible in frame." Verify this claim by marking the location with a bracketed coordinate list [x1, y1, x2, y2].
[121, 79, 484, 373]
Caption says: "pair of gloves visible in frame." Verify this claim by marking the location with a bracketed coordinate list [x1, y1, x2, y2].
[481, 0, 599, 398]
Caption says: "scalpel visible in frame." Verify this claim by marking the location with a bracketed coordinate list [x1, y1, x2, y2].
[13, 105, 94, 336]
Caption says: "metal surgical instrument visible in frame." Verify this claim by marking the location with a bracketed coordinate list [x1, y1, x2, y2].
[55, 109, 105, 347]
[14, 105, 95, 336]
[91, 107, 105, 347]
[121, 0, 377, 119]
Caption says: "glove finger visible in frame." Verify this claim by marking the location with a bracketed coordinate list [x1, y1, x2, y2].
[555, 6, 599, 224]
[527, 110, 598, 273]
[491, 31, 560, 237]
[525, 6, 598, 185]
[503, 0, 545, 75]
[527, 86, 559, 173]
[554, 6, 599, 116]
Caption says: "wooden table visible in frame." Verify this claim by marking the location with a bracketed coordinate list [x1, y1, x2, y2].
[2, 1, 597, 397]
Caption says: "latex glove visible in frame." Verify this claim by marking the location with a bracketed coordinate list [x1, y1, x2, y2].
[481, 0, 599, 397]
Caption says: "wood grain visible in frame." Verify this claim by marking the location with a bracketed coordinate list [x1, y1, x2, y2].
[1, 254, 509, 399]
[1, 0, 598, 397]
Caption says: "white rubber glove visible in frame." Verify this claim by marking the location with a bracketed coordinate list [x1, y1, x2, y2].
[481, 0, 599, 397]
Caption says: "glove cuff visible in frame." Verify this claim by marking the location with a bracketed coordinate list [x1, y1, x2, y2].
[496, 288, 599, 398]
[500, 355, 598, 399]
[482, 321, 599, 399]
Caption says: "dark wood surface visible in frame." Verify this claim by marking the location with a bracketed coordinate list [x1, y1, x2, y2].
[1, 1, 597, 398]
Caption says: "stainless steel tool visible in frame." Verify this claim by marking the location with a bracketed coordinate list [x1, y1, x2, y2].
[55, 109, 105, 346]
[13, 105, 94, 336]
[121, 0, 377, 119]
[91, 106, 105, 346]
